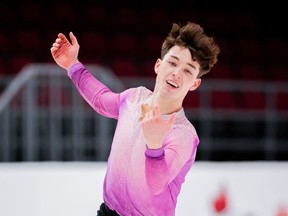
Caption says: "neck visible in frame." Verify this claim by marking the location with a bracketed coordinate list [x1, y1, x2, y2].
[150, 94, 182, 115]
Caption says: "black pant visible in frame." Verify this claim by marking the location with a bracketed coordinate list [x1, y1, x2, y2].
[97, 203, 120, 216]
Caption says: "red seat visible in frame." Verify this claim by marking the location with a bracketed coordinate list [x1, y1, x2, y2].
[276, 92, 288, 111]
[197, 12, 232, 34]
[113, 6, 142, 30]
[14, 30, 42, 55]
[17, 2, 45, 25]
[0, 31, 9, 54]
[9, 55, 34, 73]
[143, 9, 170, 32]
[183, 91, 200, 109]
[0, 59, 7, 75]
[36, 86, 72, 107]
[50, 2, 76, 24]
[209, 63, 232, 80]
[172, 9, 198, 24]
[231, 14, 258, 35]
[142, 34, 164, 58]
[111, 33, 139, 58]
[216, 38, 232, 63]
[262, 39, 288, 64]
[142, 59, 156, 77]
[269, 65, 288, 81]
[240, 91, 266, 110]
[235, 38, 261, 63]
[0, 2, 15, 23]
[237, 64, 262, 80]
[211, 91, 238, 109]
[81, 3, 109, 27]
[110, 58, 140, 77]
[79, 32, 109, 60]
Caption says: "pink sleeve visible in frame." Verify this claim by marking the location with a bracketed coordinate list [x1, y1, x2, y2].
[68, 62, 130, 119]
[144, 130, 199, 195]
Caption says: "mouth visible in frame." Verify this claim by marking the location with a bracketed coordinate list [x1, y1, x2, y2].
[166, 80, 179, 88]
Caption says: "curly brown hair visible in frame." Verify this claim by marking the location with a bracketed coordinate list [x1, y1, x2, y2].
[161, 22, 220, 78]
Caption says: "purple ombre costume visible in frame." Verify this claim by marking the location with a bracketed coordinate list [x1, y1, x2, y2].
[68, 62, 199, 216]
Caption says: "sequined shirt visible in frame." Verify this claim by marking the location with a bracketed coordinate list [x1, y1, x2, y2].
[68, 62, 199, 216]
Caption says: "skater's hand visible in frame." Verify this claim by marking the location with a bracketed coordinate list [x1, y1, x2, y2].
[140, 103, 175, 149]
[50, 32, 79, 70]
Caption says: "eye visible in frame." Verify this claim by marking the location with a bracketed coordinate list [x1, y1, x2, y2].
[184, 69, 192, 75]
[168, 61, 177, 66]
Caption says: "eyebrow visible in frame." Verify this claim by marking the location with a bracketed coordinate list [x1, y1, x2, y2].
[170, 55, 196, 70]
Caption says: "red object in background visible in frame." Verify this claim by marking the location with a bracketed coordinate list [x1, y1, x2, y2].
[276, 206, 288, 216]
[213, 189, 228, 213]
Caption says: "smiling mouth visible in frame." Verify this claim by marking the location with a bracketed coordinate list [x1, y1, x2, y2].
[166, 80, 179, 88]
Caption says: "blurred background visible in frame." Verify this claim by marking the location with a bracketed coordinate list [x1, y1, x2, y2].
[0, 0, 287, 162]
[0, 0, 288, 215]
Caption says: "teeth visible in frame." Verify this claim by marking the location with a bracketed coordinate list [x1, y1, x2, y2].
[167, 80, 179, 88]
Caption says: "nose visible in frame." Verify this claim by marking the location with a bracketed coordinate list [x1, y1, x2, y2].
[172, 69, 181, 78]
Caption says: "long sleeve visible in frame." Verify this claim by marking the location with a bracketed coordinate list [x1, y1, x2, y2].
[68, 62, 131, 119]
[144, 120, 199, 195]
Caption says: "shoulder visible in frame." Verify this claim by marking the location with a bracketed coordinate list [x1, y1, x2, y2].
[125, 86, 152, 103]
[171, 110, 199, 146]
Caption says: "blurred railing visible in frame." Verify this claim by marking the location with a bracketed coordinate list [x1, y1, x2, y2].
[0, 64, 287, 162]
[0, 64, 124, 161]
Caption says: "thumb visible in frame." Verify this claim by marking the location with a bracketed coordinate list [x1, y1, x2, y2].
[69, 32, 78, 46]
[167, 113, 176, 128]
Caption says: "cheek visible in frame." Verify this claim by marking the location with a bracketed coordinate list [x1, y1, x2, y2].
[185, 80, 196, 91]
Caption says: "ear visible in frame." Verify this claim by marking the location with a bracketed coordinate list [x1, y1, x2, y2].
[154, 58, 161, 74]
[189, 78, 201, 91]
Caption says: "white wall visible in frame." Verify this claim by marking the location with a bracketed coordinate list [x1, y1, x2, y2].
[0, 162, 288, 216]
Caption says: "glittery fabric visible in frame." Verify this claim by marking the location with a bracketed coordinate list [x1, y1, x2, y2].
[68, 62, 199, 216]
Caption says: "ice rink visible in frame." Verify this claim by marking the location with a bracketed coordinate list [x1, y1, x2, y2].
[1, 162, 288, 216]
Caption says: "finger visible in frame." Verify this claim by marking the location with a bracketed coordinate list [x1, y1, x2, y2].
[138, 103, 150, 122]
[52, 42, 60, 48]
[143, 104, 150, 113]
[138, 116, 144, 122]
[153, 104, 161, 117]
[57, 33, 66, 39]
[147, 108, 153, 119]
[138, 105, 145, 122]
[141, 104, 147, 114]
[142, 104, 150, 115]
[55, 38, 62, 43]
[69, 32, 78, 46]
[57, 33, 71, 45]
[50, 46, 58, 52]
[50, 41, 60, 52]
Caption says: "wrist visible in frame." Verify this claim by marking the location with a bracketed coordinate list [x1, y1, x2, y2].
[146, 142, 162, 150]
[145, 145, 164, 158]
[66, 60, 79, 71]
[67, 61, 83, 78]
